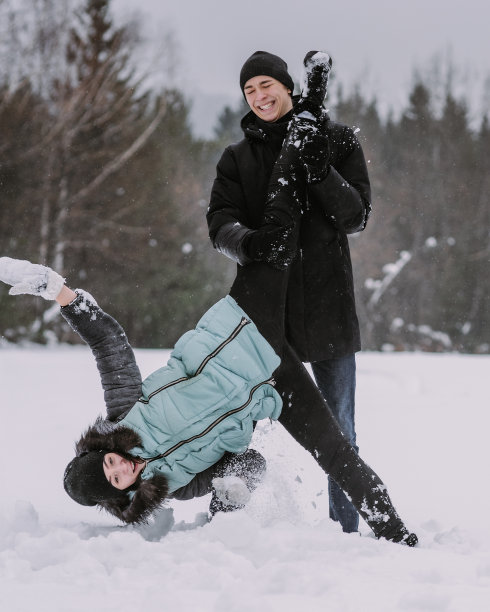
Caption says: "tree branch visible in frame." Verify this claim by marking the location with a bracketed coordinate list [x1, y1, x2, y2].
[68, 101, 166, 207]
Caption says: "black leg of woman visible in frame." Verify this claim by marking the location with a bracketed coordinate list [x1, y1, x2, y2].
[230, 261, 416, 544]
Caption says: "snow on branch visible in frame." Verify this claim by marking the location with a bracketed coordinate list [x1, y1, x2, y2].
[365, 250, 412, 308]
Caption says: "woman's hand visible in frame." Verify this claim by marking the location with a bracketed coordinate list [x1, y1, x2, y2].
[0, 256, 66, 301]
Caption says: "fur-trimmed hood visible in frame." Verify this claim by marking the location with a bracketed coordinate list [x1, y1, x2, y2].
[65, 417, 168, 525]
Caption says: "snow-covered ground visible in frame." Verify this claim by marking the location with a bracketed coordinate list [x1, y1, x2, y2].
[1, 347, 489, 611]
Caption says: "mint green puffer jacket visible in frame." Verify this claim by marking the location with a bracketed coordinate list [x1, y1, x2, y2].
[119, 295, 282, 493]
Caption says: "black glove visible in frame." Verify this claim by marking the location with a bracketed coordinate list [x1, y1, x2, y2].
[213, 222, 255, 266]
[296, 50, 332, 118]
[298, 123, 330, 183]
[245, 223, 298, 270]
[293, 50, 332, 183]
[213, 221, 297, 269]
[277, 109, 330, 185]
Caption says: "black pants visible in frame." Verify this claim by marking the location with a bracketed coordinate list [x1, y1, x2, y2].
[229, 262, 410, 541]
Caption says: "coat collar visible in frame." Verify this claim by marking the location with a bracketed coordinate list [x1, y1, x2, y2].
[240, 95, 330, 143]
[240, 108, 292, 143]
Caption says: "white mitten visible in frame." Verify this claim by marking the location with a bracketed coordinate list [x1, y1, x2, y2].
[0, 257, 65, 300]
[212, 476, 251, 507]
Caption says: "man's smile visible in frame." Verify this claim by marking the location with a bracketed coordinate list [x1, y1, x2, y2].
[258, 101, 274, 111]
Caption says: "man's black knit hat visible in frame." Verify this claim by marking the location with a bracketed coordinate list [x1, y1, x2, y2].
[63, 450, 128, 506]
[240, 51, 294, 94]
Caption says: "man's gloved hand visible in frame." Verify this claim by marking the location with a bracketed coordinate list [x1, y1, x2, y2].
[292, 50, 333, 182]
[299, 125, 330, 183]
[245, 223, 297, 270]
[0, 257, 65, 300]
[296, 50, 332, 118]
[280, 112, 330, 184]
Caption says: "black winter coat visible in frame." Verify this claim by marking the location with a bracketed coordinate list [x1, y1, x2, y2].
[207, 109, 372, 362]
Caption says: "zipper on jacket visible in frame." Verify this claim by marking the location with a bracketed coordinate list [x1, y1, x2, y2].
[138, 317, 250, 405]
[143, 377, 276, 463]
[195, 317, 250, 375]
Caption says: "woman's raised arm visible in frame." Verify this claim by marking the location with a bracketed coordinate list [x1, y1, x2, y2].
[0, 257, 142, 421]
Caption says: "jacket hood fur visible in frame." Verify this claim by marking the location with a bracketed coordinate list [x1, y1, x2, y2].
[70, 417, 169, 524]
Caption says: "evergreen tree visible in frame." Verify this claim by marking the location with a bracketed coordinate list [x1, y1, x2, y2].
[336, 77, 489, 353]
[213, 98, 249, 145]
[0, 81, 53, 341]
[85, 88, 233, 347]
[0, 0, 166, 343]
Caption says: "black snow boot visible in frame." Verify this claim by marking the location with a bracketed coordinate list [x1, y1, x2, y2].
[323, 440, 419, 546]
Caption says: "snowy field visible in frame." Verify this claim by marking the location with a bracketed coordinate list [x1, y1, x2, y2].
[1, 347, 489, 612]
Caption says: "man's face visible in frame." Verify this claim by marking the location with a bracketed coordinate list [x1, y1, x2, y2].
[243, 75, 293, 122]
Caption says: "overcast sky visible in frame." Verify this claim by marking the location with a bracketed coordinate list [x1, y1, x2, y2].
[113, 0, 489, 136]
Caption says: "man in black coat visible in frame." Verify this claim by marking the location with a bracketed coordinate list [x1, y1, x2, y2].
[207, 51, 372, 533]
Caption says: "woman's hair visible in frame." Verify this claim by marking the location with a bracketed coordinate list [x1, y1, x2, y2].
[63, 417, 168, 524]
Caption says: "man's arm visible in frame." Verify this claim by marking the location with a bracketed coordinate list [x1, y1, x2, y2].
[308, 126, 372, 234]
[207, 147, 254, 264]
[207, 148, 296, 269]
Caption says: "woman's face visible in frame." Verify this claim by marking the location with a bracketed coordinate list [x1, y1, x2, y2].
[102, 452, 145, 490]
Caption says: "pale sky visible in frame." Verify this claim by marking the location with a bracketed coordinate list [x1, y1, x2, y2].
[114, 0, 489, 136]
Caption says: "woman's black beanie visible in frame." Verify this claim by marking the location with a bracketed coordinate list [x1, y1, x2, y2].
[240, 51, 294, 94]
[63, 450, 128, 506]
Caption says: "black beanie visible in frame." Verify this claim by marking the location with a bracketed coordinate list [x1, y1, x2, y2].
[63, 450, 128, 507]
[240, 51, 294, 94]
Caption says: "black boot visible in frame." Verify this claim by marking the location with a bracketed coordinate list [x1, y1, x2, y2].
[323, 441, 418, 546]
